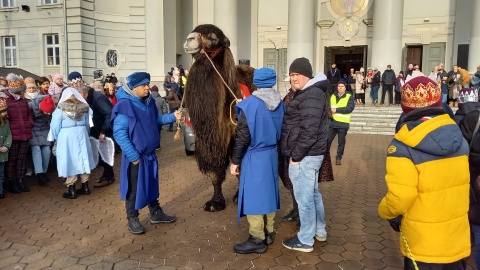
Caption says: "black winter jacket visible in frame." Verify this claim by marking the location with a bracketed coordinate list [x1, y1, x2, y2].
[86, 88, 113, 138]
[372, 72, 381, 86]
[454, 102, 480, 125]
[459, 108, 480, 223]
[281, 75, 329, 162]
[327, 68, 342, 85]
[382, 69, 396, 85]
[231, 113, 250, 165]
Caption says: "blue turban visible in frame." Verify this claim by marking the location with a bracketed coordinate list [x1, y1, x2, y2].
[126, 72, 151, 89]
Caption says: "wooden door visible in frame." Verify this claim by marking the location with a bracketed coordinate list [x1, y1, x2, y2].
[422, 43, 446, 73]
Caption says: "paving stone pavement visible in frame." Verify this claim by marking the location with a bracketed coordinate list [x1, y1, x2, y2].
[0, 131, 475, 269]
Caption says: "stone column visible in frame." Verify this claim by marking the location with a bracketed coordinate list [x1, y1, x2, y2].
[214, 0, 238, 61]
[287, 0, 315, 71]
[370, 0, 404, 72]
[146, 0, 165, 83]
[468, 0, 480, 73]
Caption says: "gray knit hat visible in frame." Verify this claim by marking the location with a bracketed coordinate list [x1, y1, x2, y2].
[289, 57, 313, 79]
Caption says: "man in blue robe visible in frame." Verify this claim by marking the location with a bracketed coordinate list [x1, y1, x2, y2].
[230, 68, 285, 254]
[111, 72, 181, 234]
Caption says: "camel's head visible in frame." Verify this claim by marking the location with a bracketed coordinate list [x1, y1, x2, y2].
[184, 24, 230, 57]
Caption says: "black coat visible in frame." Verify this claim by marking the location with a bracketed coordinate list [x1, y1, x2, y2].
[86, 88, 113, 138]
[382, 69, 396, 85]
[372, 72, 381, 86]
[281, 78, 329, 162]
[459, 108, 480, 215]
[454, 102, 480, 124]
[327, 68, 342, 85]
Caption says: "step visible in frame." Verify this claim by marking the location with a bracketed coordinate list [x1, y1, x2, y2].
[350, 122, 397, 128]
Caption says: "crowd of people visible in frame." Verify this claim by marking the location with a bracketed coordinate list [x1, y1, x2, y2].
[0, 67, 186, 199]
[326, 63, 480, 108]
[2, 57, 480, 269]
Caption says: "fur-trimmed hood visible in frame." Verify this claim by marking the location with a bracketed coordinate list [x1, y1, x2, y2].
[59, 101, 89, 120]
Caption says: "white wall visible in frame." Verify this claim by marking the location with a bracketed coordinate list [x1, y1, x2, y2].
[258, 0, 288, 26]
[0, 0, 64, 76]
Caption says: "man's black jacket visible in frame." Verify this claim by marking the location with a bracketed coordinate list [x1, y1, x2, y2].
[382, 69, 396, 85]
[281, 77, 329, 162]
[86, 88, 113, 138]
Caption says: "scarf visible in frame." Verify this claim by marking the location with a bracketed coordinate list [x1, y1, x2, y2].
[25, 91, 39, 100]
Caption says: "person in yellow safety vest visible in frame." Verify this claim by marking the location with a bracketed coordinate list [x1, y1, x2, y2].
[327, 81, 355, 165]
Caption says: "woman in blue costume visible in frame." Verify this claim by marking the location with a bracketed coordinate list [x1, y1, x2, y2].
[111, 72, 181, 235]
[50, 87, 95, 199]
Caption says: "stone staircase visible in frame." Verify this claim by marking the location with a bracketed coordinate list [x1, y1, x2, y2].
[349, 105, 458, 135]
[349, 105, 402, 135]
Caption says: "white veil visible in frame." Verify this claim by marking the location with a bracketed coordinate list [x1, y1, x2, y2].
[47, 87, 94, 142]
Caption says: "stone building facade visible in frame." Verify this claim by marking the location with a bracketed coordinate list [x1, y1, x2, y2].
[0, 0, 478, 84]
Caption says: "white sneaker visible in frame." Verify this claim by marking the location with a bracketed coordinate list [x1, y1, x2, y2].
[315, 235, 327, 242]
[25, 168, 33, 176]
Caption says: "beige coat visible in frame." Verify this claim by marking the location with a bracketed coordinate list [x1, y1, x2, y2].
[355, 74, 365, 94]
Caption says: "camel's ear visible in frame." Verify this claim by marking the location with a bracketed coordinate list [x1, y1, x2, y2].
[224, 36, 230, 48]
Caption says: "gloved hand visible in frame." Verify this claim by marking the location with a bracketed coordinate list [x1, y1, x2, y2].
[388, 215, 403, 232]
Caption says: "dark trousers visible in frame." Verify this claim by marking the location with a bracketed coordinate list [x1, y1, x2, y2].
[327, 127, 348, 160]
[381, 84, 394, 105]
[6, 140, 29, 180]
[125, 163, 161, 219]
[357, 93, 365, 104]
[404, 257, 466, 270]
[169, 107, 178, 130]
[394, 91, 402, 105]
[99, 158, 114, 179]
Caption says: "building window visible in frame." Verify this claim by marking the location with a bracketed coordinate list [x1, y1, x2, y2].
[2, 36, 17, 67]
[1, 0, 14, 8]
[106, 50, 118, 67]
[43, 0, 57, 4]
[45, 34, 60, 66]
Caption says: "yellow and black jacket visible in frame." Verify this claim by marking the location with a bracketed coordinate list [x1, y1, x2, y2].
[378, 107, 470, 263]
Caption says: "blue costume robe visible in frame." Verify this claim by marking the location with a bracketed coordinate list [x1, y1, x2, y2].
[111, 97, 160, 210]
[235, 95, 285, 222]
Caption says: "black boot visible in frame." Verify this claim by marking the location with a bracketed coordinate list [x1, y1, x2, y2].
[264, 229, 275, 245]
[37, 173, 48, 186]
[233, 235, 267, 254]
[63, 185, 77, 199]
[283, 191, 299, 222]
[76, 182, 91, 195]
[8, 180, 21, 194]
[17, 179, 30, 192]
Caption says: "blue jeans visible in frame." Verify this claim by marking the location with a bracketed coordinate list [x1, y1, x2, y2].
[442, 94, 448, 103]
[289, 155, 326, 246]
[0, 162, 4, 194]
[472, 224, 480, 270]
[370, 85, 380, 102]
[31, 145, 51, 174]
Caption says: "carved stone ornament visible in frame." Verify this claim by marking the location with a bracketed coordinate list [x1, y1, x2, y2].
[317, 20, 335, 39]
[337, 17, 359, 41]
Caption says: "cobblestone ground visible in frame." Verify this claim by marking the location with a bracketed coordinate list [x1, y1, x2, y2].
[0, 132, 475, 269]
